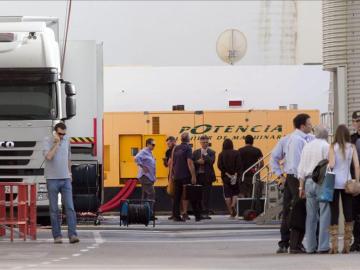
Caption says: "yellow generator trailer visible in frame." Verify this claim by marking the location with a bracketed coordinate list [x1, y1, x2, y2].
[103, 109, 319, 212]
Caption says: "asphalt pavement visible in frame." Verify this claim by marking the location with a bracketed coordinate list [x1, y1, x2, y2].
[0, 215, 359, 270]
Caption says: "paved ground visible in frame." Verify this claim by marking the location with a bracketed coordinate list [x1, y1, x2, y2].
[1, 216, 359, 270]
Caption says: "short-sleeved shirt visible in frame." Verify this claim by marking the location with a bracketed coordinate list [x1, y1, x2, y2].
[43, 135, 71, 180]
[351, 133, 360, 177]
[172, 143, 192, 179]
[165, 147, 173, 165]
[238, 145, 263, 176]
[351, 133, 360, 162]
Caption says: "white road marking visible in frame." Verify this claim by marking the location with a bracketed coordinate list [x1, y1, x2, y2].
[72, 253, 81, 257]
[101, 238, 279, 244]
[93, 231, 105, 244]
[52, 259, 61, 262]
[80, 249, 89, 252]
[41, 261, 50, 265]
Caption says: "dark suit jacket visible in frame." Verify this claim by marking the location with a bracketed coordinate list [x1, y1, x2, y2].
[192, 148, 216, 184]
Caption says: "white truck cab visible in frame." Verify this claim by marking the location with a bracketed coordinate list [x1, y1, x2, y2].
[0, 17, 77, 220]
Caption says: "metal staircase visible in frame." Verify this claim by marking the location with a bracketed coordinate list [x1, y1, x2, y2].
[240, 151, 283, 224]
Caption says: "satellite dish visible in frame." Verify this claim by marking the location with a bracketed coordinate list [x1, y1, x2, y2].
[216, 29, 247, 65]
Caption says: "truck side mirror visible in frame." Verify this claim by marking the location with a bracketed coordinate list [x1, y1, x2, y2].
[65, 82, 76, 96]
[61, 81, 76, 120]
[66, 96, 76, 119]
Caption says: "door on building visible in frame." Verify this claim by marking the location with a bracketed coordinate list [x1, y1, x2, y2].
[119, 135, 142, 179]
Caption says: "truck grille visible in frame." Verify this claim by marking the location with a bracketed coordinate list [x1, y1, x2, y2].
[0, 151, 33, 156]
[13, 142, 36, 148]
[0, 160, 30, 166]
[0, 141, 39, 176]
[0, 169, 44, 176]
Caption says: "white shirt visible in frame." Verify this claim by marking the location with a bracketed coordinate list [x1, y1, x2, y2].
[297, 138, 329, 180]
[333, 143, 353, 189]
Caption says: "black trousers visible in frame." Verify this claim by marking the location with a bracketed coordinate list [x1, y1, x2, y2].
[330, 189, 353, 225]
[353, 194, 360, 243]
[279, 175, 304, 249]
[240, 176, 253, 198]
[197, 174, 212, 215]
[172, 178, 201, 219]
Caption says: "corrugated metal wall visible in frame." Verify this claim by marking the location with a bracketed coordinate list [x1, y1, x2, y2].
[323, 0, 360, 127]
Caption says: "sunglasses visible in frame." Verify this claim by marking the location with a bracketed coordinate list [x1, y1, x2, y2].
[57, 132, 66, 136]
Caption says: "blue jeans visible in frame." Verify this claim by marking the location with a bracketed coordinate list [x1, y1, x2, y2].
[47, 179, 78, 239]
[305, 178, 330, 252]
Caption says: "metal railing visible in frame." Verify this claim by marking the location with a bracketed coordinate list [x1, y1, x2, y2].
[241, 152, 272, 183]
[250, 162, 273, 215]
[240, 148, 282, 218]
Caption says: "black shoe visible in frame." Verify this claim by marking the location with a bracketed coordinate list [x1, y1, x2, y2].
[306, 251, 317, 254]
[317, 250, 330, 254]
[195, 215, 206, 222]
[350, 242, 360, 252]
[168, 216, 174, 220]
[182, 214, 191, 220]
[290, 249, 306, 254]
[173, 216, 185, 222]
[276, 247, 288, 254]
[203, 215, 212, 220]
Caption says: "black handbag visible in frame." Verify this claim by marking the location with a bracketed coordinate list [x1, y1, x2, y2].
[287, 198, 306, 232]
[312, 159, 329, 184]
[184, 184, 203, 201]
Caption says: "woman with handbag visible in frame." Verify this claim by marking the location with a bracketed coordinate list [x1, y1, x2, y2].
[217, 139, 243, 218]
[328, 125, 360, 254]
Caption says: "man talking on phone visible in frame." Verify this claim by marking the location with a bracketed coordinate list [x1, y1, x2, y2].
[43, 122, 79, 244]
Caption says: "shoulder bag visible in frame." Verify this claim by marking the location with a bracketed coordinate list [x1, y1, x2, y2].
[318, 144, 336, 202]
[166, 146, 177, 197]
[345, 145, 360, 196]
[318, 166, 336, 202]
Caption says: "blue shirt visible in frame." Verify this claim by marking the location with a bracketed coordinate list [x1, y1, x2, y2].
[271, 131, 314, 176]
[284, 129, 314, 176]
[43, 135, 71, 180]
[135, 147, 156, 182]
[270, 136, 289, 177]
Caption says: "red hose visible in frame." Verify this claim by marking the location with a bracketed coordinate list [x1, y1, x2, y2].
[104, 182, 136, 212]
[99, 180, 132, 211]
[98, 179, 137, 213]
[99, 180, 137, 213]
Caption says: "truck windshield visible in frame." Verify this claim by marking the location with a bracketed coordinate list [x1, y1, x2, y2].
[0, 84, 57, 120]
